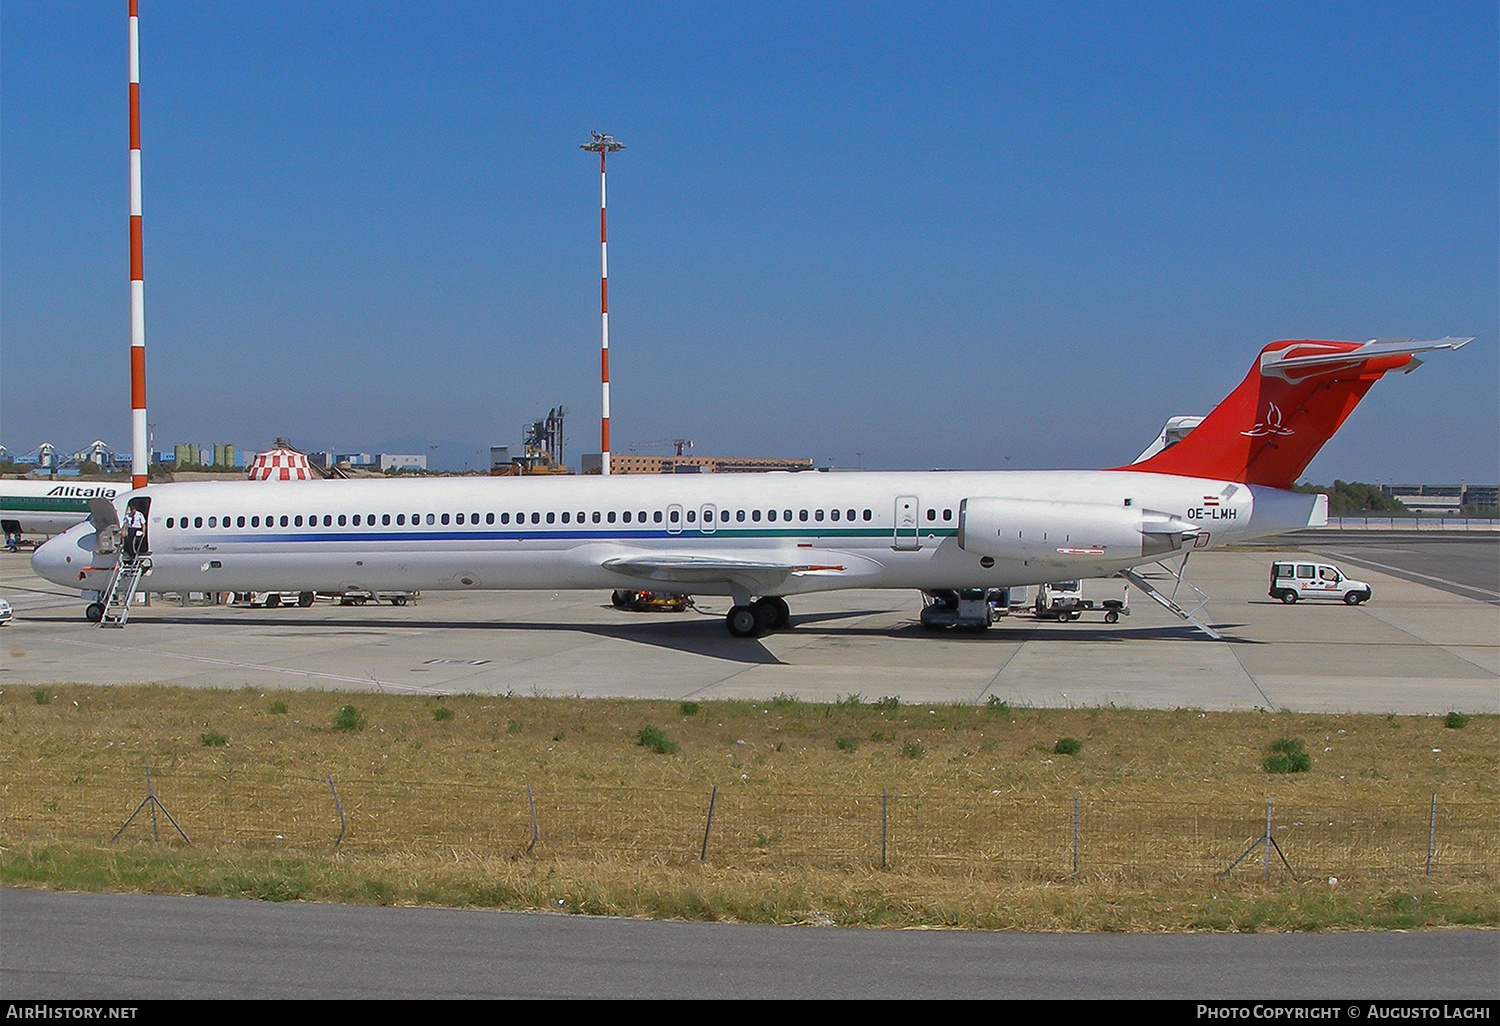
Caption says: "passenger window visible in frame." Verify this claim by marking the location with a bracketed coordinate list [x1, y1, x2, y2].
[943, 509, 952, 521]
[352, 515, 361, 526]
[338, 515, 347, 527]
[863, 509, 872, 521]
[815, 509, 824, 521]
[784, 510, 793, 521]
[623, 511, 632, 523]
[320, 515, 330, 527]
[752, 510, 761, 522]
[427, 514, 436, 526]
[500, 513, 510, 524]
[208, 517, 217, 528]
[235, 516, 244, 527]
[561, 512, 570, 523]
[608, 511, 617, 524]
[1320, 567, 1339, 582]
[456, 513, 465, 525]
[721, 510, 729, 522]
[670, 509, 680, 523]
[396, 514, 405, 526]
[926, 508, 936, 521]
[441, 513, 450, 525]
[799, 510, 809, 522]
[166, 517, 175, 528]
[280, 516, 289, 527]
[687, 510, 696, 523]
[486, 513, 495, 525]
[768, 509, 777, 522]
[544, 512, 553, 524]
[737, 510, 745, 522]
[592, 511, 600, 523]
[293, 516, 302, 527]
[830, 509, 839, 521]
[383, 514, 391, 526]
[654, 511, 663, 523]
[530, 512, 540, 524]
[1297, 565, 1315, 579]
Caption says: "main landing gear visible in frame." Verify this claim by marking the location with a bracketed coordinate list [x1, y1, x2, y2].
[726, 596, 790, 638]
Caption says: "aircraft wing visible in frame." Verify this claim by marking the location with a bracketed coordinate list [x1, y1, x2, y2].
[601, 554, 848, 596]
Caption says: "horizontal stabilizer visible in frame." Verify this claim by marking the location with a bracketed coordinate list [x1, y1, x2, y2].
[1123, 337, 1473, 489]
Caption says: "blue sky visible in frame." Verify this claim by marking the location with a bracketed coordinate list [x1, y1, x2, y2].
[2, 1, 1495, 480]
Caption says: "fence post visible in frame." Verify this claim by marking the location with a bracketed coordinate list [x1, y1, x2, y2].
[1264, 798, 1272, 879]
[700, 785, 717, 862]
[881, 789, 888, 869]
[1426, 793, 1437, 876]
[327, 775, 346, 849]
[526, 784, 538, 853]
[1072, 791, 1079, 879]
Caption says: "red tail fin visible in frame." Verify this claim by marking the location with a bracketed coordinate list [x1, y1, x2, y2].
[1123, 337, 1471, 489]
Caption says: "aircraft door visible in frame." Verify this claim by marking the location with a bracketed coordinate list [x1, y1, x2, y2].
[893, 495, 920, 551]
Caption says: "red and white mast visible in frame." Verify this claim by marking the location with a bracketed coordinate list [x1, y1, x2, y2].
[581, 132, 624, 475]
[128, 0, 148, 490]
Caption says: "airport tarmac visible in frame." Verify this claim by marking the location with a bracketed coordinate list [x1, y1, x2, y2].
[0, 536, 1495, 714]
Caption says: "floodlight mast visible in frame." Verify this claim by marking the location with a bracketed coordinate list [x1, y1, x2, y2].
[128, 0, 149, 490]
[581, 132, 624, 475]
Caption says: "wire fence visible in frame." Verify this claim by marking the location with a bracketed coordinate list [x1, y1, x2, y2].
[4, 767, 1495, 883]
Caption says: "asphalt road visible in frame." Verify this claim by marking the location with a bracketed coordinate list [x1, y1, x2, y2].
[3, 889, 1496, 1000]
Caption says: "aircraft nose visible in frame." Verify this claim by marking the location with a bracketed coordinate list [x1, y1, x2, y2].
[31, 526, 98, 587]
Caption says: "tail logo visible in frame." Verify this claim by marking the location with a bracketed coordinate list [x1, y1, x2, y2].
[1241, 402, 1296, 438]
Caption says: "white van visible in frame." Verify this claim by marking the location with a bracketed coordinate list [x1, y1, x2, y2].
[1269, 562, 1372, 605]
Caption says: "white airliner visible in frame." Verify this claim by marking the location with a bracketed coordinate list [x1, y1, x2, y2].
[31, 337, 1471, 635]
[1, 480, 121, 540]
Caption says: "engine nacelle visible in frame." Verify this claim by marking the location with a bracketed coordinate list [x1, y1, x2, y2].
[958, 497, 1196, 562]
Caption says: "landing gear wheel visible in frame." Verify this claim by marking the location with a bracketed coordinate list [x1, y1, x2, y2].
[611, 589, 629, 609]
[298, 592, 315, 608]
[726, 605, 760, 637]
[751, 599, 779, 632]
[85, 602, 105, 623]
[265, 593, 281, 608]
[1281, 591, 1298, 604]
[767, 596, 790, 629]
[1104, 610, 1120, 623]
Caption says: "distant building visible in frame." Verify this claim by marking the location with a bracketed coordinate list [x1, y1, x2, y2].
[1383, 484, 1498, 514]
[377, 453, 426, 472]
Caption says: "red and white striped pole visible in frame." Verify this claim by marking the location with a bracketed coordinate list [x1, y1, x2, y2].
[581, 132, 624, 475]
[128, 0, 148, 490]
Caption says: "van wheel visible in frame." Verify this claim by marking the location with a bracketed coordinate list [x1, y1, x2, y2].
[1344, 591, 1364, 605]
[1281, 592, 1298, 604]
[1105, 610, 1120, 623]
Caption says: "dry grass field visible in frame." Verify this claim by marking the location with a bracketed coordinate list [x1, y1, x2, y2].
[3, 684, 1496, 931]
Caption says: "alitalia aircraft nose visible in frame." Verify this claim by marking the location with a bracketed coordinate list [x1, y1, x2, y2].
[31, 524, 100, 588]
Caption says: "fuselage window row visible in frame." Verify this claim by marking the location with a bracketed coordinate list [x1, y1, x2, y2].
[163, 507, 880, 531]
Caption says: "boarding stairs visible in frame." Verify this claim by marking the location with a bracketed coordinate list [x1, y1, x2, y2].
[1117, 555, 1223, 640]
[97, 556, 151, 628]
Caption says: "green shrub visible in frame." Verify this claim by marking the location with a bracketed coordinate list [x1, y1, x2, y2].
[901, 741, 924, 759]
[1444, 712, 1471, 729]
[507, 720, 523, 734]
[267, 701, 288, 715]
[769, 693, 799, 709]
[678, 701, 700, 716]
[636, 725, 679, 755]
[199, 731, 227, 747]
[31, 689, 50, 705]
[836, 736, 858, 753]
[332, 705, 365, 732]
[836, 693, 863, 708]
[1054, 737, 1083, 757]
[1263, 737, 1311, 774]
[433, 707, 454, 722]
[875, 696, 901, 710]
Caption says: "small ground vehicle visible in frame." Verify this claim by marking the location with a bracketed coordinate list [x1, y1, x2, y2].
[920, 588, 996, 630]
[1270, 562, 1371, 604]
[1033, 580, 1129, 623]
[0, 596, 12, 625]
[234, 591, 315, 608]
[335, 590, 418, 606]
[610, 589, 690, 612]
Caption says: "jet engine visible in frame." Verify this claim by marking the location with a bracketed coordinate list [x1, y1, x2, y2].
[957, 497, 1198, 563]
